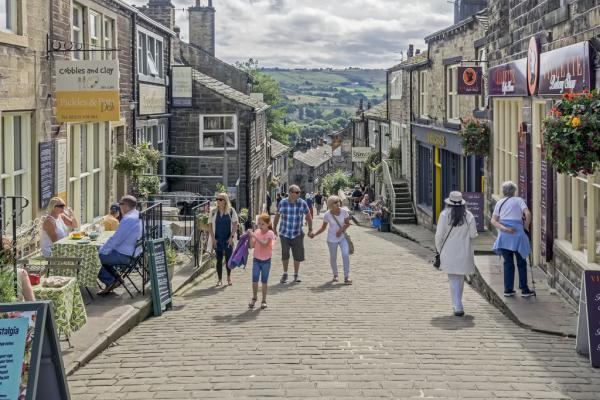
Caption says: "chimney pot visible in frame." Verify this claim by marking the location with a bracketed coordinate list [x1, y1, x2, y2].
[415, 49, 421, 55]
[408, 44, 414, 58]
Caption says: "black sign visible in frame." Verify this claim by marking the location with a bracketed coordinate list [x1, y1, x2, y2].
[0, 301, 71, 400]
[488, 59, 528, 96]
[540, 151, 553, 261]
[539, 41, 592, 96]
[517, 123, 531, 208]
[585, 271, 600, 367]
[39, 141, 55, 209]
[457, 67, 482, 95]
[147, 239, 173, 316]
[463, 192, 484, 232]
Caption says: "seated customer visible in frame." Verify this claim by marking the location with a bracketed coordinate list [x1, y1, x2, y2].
[41, 197, 78, 257]
[97, 195, 142, 295]
[102, 203, 121, 231]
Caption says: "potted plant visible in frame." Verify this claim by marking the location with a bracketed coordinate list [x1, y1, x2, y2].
[114, 142, 162, 199]
[543, 90, 600, 175]
[459, 118, 490, 156]
[196, 213, 211, 232]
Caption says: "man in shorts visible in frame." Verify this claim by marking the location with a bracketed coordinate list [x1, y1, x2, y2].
[273, 185, 313, 283]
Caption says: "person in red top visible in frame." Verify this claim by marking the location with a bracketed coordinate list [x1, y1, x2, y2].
[248, 213, 276, 309]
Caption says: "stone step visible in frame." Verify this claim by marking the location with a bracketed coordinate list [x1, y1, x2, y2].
[393, 217, 416, 224]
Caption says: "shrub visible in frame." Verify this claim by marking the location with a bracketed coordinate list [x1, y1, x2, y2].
[322, 169, 355, 197]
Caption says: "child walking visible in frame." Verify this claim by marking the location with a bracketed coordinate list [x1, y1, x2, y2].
[248, 213, 276, 309]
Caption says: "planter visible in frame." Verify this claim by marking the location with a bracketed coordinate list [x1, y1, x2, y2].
[459, 118, 490, 156]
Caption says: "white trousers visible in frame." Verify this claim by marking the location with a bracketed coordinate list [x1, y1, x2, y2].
[327, 239, 350, 279]
[448, 274, 465, 312]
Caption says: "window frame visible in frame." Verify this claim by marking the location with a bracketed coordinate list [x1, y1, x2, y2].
[418, 70, 428, 119]
[390, 70, 403, 100]
[136, 26, 165, 81]
[0, 0, 27, 46]
[199, 114, 238, 151]
[492, 98, 521, 198]
[446, 64, 460, 122]
[71, 2, 116, 61]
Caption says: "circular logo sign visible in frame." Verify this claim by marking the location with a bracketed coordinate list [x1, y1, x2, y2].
[527, 36, 540, 95]
[462, 67, 478, 86]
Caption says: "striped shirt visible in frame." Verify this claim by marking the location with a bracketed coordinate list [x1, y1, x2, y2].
[277, 198, 310, 239]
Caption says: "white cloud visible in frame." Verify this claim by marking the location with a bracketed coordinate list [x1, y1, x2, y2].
[139, 0, 455, 68]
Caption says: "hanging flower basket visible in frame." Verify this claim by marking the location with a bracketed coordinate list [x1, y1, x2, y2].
[543, 90, 600, 176]
[459, 118, 490, 156]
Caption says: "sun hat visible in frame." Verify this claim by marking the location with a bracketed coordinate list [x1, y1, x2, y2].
[444, 191, 466, 206]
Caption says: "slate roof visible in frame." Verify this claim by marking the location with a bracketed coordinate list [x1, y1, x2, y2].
[192, 70, 269, 111]
[389, 53, 428, 71]
[293, 145, 332, 168]
[364, 101, 387, 121]
[271, 139, 289, 158]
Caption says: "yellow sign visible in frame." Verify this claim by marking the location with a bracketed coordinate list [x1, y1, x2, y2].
[427, 133, 446, 147]
[56, 91, 120, 122]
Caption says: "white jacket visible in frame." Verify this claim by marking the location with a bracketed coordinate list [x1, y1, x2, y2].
[435, 209, 478, 275]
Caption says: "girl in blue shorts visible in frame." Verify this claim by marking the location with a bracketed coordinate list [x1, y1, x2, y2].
[248, 213, 276, 309]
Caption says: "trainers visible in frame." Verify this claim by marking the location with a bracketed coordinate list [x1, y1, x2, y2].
[521, 290, 536, 298]
[503, 291, 516, 297]
[280, 273, 288, 284]
[454, 310, 465, 317]
[293, 275, 301, 283]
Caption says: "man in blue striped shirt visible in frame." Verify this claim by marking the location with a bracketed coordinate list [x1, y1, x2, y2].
[273, 185, 313, 283]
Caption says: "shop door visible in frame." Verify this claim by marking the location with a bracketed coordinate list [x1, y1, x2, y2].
[464, 155, 484, 192]
[441, 149, 461, 201]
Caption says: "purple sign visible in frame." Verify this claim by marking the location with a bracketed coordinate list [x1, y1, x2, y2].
[539, 41, 592, 96]
[584, 271, 600, 367]
[463, 192, 484, 232]
[517, 123, 531, 208]
[540, 149, 553, 261]
[488, 59, 528, 97]
[458, 67, 482, 95]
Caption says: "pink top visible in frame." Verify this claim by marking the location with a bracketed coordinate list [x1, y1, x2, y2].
[252, 229, 276, 261]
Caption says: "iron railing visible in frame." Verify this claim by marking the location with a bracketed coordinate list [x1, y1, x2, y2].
[381, 160, 396, 218]
[138, 202, 163, 241]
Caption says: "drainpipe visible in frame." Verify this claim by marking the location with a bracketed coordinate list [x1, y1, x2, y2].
[409, 67, 414, 206]
[132, 13, 138, 144]
[245, 127, 251, 215]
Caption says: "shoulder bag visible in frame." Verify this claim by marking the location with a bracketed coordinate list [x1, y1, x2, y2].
[332, 212, 354, 255]
[433, 221, 455, 269]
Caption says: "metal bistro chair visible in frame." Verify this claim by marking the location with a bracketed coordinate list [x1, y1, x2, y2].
[44, 256, 89, 300]
[107, 239, 145, 299]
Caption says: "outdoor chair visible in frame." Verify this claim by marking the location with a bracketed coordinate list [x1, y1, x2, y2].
[43, 256, 91, 301]
[105, 239, 145, 298]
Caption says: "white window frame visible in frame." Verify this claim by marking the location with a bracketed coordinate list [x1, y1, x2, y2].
[418, 70, 428, 118]
[0, 0, 27, 47]
[137, 26, 164, 81]
[200, 114, 238, 151]
[390, 70, 403, 99]
[71, 3, 83, 60]
[446, 64, 460, 122]
[0, 112, 32, 229]
[391, 121, 401, 148]
[71, 2, 116, 61]
[492, 98, 521, 198]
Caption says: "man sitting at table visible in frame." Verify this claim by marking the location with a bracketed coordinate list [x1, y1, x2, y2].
[97, 195, 142, 295]
[102, 203, 121, 231]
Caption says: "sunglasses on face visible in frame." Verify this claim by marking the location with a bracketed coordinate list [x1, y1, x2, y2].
[217, 198, 225, 202]
[55, 204, 66, 208]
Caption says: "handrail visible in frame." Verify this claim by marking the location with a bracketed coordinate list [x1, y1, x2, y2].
[381, 159, 396, 218]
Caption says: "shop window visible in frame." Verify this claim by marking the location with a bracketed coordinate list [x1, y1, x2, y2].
[71, 2, 116, 60]
[200, 115, 237, 150]
[417, 144, 433, 208]
[492, 98, 520, 197]
[390, 70, 403, 99]
[418, 70, 428, 118]
[137, 28, 164, 78]
[446, 65, 459, 122]
[0, 113, 31, 228]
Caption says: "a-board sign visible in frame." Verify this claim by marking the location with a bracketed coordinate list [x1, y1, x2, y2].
[576, 271, 600, 367]
[462, 192, 484, 232]
[0, 301, 70, 399]
[147, 239, 173, 316]
[39, 141, 55, 209]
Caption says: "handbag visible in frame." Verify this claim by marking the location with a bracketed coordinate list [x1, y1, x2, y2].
[332, 212, 354, 255]
[433, 224, 454, 269]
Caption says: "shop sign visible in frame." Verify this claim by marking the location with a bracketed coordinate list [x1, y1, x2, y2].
[463, 192, 484, 232]
[172, 66, 192, 107]
[427, 133, 446, 147]
[539, 41, 592, 96]
[527, 36, 541, 95]
[139, 84, 166, 115]
[457, 67, 482, 95]
[575, 270, 600, 368]
[517, 123, 531, 208]
[540, 147, 554, 261]
[351, 147, 371, 163]
[55, 60, 120, 122]
[488, 59, 528, 96]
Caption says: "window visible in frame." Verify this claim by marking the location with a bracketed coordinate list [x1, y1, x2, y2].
[71, 2, 116, 60]
[492, 99, 521, 196]
[391, 121, 401, 148]
[0, 0, 18, 33]
[418, 70, 428, 118]
[417, 144, 433, 208]
[476, 47, 487, 110]
[0, 113, 32, 228]
[137, 28, 164, 78]
[68, 123, 106, 224]
[446, 65, 459, 121]
[200, 115, 237, 150]
[71, 4, 83, 59]
[390, 70, 403, 99]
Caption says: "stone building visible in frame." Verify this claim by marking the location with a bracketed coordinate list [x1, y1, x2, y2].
[290, 145, 333, 194]
[270, 139, 289, 199]
[349, 103, 368, 185]
[484, 0, 600, 305]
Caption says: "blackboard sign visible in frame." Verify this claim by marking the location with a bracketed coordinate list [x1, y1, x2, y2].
[576, 271, 600, 367]
[0, 301, 70, 399]
[39, 141, 55, 209]
[147, 239, 173, 316]
[463, 192, 484, 232]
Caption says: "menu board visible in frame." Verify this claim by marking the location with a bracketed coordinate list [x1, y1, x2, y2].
[463, 192, 484, 232]
[39, 141, 55, 209]
[540, 153, 553, 261]
[148, 239, 173, 316]
[576, 271, 600, 368]
[517, 123, 531, 208]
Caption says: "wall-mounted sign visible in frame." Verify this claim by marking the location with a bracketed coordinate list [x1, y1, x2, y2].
[488, 59, 528, 96]
[540, 147, 554, 262]
[172, 66, 192, 107]
[517, 122, 531, 208]
[55, 60, 120, 122]
[539, 41, 592, 96]
[427, 133, 446, 147]
[351, 147, 372, 163]
[139, 84, 166, 115]
[39, 141, 55, 209]
[458, 67, 482, 95]
[527, 36, 540, 95]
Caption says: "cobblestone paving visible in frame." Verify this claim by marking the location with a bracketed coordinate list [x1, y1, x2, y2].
[69, 216, 600, 399]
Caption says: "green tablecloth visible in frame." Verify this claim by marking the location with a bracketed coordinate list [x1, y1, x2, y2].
[51, 231, 114, 288]
[33, 277, 87, 338]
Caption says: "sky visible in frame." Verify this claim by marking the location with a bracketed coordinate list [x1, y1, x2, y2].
[145, 0, 455, 69]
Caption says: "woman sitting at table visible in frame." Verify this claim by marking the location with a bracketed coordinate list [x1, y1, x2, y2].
[41, 197, 79, 257]
[102, 203, 121, 231]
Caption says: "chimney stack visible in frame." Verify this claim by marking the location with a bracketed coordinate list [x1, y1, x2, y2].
[407, 44, 414, 58]
[415, 49, 421, 55]
[189, 0, 216, 56]
[454, 0, 487, 24]
[143, 0, 175, 30]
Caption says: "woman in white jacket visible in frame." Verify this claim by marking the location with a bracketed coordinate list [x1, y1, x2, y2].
[435, 191, 478, 316]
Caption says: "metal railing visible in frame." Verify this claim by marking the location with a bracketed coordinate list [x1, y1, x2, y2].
[381, 160, 396, 219]
[138, 202, 163, 241]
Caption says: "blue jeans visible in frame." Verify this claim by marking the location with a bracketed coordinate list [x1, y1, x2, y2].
[498, 248, 529, 293]
[252, 258, 271, 284]
[98, 250, 132, 285]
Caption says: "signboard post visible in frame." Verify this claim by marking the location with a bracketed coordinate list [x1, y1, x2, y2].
[351, 147, 372, 163]
[0, 302, 71, 399]
[458, 67, 482, 95]
[576, 271, 600, 367]
[39, 141, 55, 209]
[172, 66, 193, 107]
[463, 192, 484, 232]
[147, 239, 173, 316]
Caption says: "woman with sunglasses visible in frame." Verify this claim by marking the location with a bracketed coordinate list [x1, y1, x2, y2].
[208, 193, 239, 286]
[41, 197, 79, 257]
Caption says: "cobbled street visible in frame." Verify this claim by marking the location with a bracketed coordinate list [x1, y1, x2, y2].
[69, 216, 600, 399]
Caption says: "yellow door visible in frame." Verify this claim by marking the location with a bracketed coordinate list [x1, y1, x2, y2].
[434, 146, 442, 222]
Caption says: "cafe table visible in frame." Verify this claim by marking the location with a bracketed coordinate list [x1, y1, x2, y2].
[50, 231, 115, 288]
[32, 276, 87, 338]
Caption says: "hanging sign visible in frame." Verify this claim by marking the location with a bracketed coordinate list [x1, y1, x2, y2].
[139, 84, 166, 115]
[488, 59, 528, 96]
[539, 41, 592, 95]
[457, 67, 482, 95]
[172, 66, 192, 107]
[55, 60, 120, 122]
[39, 141, 55, 209]
[576, 271, 600, 368]
[147, 239, 173, 316]
[351, 147, 372, 163]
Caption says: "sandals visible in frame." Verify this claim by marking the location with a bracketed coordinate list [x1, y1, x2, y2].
[248, 298, 257, 308]
[260, 301, 268, 310]
[216, 280, 222, 287]
[332, 276, 339, 282]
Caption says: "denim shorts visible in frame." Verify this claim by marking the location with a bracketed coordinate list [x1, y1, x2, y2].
[252, 258, 272, 284]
